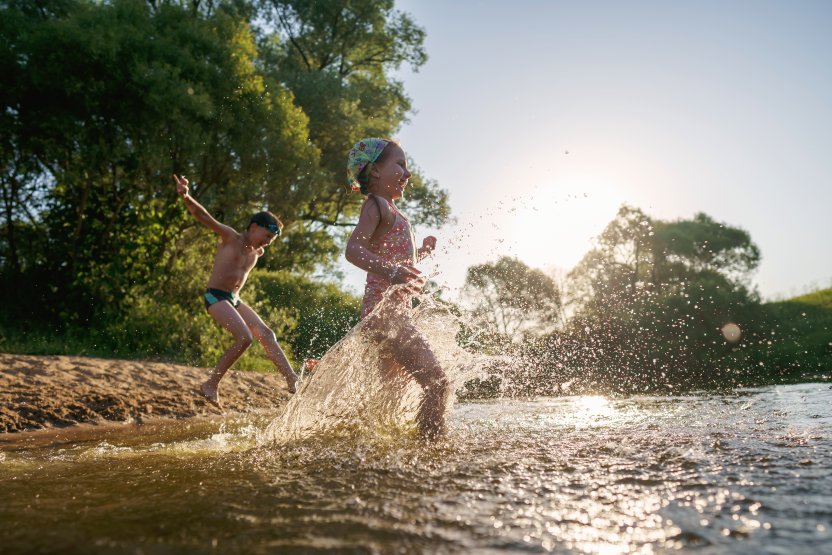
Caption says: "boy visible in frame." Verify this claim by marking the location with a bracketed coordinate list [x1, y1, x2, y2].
[173, 174, 300, 408]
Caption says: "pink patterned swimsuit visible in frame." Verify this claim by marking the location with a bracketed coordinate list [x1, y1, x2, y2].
[360, 196, 417, 320]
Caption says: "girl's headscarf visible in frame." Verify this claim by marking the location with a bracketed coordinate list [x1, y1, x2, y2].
[346, 138, 390, 193]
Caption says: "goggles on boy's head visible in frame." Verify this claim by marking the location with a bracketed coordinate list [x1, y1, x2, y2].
[249, 212, 282, 236]
[264, 222, 281, 236]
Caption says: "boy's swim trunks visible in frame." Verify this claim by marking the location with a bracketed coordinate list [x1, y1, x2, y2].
[203, 288, 241, 311]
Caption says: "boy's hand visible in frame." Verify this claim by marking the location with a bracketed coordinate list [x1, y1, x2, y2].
[172, 174, 189, 198]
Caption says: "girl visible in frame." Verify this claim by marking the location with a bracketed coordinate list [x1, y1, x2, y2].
[344, 138, 449, 439]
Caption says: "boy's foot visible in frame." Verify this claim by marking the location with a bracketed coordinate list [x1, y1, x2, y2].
[285, 371, 300, 394]
[199, 381, 223, 410]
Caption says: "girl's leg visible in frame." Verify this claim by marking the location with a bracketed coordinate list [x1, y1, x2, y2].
[236, 302, 299, 393]
[379, 357, 408, 382]
[204, 301, 254, 407]
[392, 323, 450, 439]
[364, 309, 409, 382]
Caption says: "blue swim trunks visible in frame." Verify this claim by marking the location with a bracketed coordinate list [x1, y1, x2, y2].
[203, 288, 242, 311]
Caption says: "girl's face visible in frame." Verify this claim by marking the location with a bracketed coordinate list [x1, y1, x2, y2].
[371, 144, 411, 200]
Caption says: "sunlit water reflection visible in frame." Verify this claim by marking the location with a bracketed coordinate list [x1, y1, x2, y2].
[1, 383, 830, 554]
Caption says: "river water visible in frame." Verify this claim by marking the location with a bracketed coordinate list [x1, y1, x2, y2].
[1, 383, 830, 554]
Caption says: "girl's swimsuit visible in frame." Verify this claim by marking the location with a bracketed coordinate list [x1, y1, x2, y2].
[361, 195, 417, 319]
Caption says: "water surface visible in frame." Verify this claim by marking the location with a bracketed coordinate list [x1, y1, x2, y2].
[2, 383, 830, 554]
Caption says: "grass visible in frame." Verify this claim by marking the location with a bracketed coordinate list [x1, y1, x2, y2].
[758, 287, 832, 377]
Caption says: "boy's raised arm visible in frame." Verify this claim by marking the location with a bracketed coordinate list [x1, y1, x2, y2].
[173, 174, 235, 238]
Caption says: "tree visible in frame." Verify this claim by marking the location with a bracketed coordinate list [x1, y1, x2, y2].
[255, 0, 449, 251]
[463, 256, 562, 340]
[568, 205, 760, 313]
[0, 0, 317, 324]
[567, 205, 655, 314]
[652, 212, 761, 287]
[559, 205, 764, 390]
[0, 0, 449, 353]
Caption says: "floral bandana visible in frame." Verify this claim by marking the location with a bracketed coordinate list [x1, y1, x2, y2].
[346, 138, 389, 193]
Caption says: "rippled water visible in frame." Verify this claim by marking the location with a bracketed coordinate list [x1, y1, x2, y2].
[1, 383, 830, 554]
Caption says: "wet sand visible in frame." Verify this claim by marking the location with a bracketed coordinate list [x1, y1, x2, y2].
[0, 353, 291, 433]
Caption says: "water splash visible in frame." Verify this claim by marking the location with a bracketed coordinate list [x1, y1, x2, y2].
[262, 285, 492, 443]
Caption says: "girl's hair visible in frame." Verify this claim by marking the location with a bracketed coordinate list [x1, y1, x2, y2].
[356, 138, 399, 195]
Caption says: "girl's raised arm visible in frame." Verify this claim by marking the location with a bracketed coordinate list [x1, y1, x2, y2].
[346, 198, 420, 284]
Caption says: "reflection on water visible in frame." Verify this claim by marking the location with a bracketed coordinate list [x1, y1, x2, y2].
[1, 383, 830, 554]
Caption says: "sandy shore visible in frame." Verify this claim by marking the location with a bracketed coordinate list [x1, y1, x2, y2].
[0, 353, 292, 433]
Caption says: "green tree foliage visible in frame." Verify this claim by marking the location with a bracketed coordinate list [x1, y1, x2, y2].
[567, 205, 760, 313]
[3, 0, 314, 321]
[0, 0, 446, 364]
[247, 269, 360, 361]
[462, 210, 825, 398]
[541, 205, 765, 392]
[463, 256, 562, 340]
[254, 0, 449, 259]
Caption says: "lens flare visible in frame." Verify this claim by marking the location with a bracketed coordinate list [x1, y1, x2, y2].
[721, 323, 742, 343]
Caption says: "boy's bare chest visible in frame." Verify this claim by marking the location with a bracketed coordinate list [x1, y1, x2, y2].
[216, 242, 258, 272]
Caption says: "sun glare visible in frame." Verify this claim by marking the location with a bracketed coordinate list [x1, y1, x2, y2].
[503, 175, 625, 272]
[575, 395, 612, 414]
[557, 395, 618, 428]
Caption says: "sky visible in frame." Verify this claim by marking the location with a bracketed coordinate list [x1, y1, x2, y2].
[339, 0, 832, 301]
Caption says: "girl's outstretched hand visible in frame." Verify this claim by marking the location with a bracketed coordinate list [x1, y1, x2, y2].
[419, 236, 437, 259]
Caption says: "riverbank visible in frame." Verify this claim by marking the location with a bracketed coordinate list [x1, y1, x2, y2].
[0, 353, 292, 433]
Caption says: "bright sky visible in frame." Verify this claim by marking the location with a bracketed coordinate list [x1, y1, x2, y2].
[339, 0, 832, 301]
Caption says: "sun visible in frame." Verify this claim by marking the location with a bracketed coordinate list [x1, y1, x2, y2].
[503, 175, 625, 272]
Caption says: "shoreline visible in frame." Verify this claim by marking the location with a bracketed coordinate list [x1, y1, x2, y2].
[4, 352, 828, 437]
[0, 409, 282, 451]
[0, 353, 291, 434]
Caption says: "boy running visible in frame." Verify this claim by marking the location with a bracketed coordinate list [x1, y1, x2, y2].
[174, 174, 300, 408]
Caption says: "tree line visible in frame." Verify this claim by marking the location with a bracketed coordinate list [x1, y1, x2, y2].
[0, 0, 448, 367]
[2, 1, 827, 391]
[462, 205, 831, 395]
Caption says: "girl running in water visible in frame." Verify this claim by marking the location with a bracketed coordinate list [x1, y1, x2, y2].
[344, 138, 449, 439]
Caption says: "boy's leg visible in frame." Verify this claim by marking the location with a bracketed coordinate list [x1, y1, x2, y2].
[390, 323, 450, 439]
[203, 301, 254, 407]
[235, 302, 300, 393]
